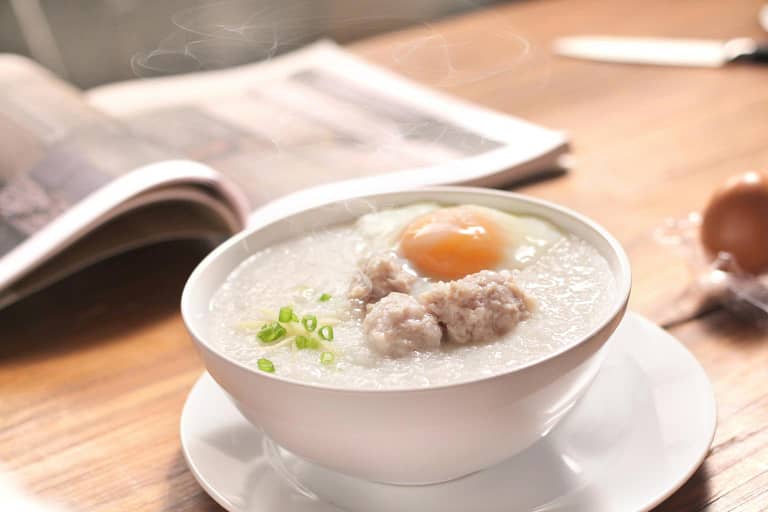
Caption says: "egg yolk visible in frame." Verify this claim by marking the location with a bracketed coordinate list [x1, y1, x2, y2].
[399, 207, 504, 280]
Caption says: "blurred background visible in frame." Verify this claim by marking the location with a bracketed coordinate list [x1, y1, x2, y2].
[0, 0, 502, 88]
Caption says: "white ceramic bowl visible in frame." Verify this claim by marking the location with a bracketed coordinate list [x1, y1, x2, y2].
[181, 187, 631, 485]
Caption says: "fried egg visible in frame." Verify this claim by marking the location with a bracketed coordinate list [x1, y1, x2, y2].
[356, 203, 563, 280]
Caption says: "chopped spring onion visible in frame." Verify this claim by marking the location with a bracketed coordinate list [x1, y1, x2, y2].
[257, 322, 287, 344]
[244, 307, 340, 370]
[257, 358, 275, 373]
[302, 314, 317, 332]
[279, 306, 293, 323]
[319, 293, 332, 302]
[318, 325, 334, 341]
[295, 335, 320, 350]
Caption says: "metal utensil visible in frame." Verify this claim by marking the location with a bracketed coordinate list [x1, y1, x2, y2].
[553, 36, 768, 67]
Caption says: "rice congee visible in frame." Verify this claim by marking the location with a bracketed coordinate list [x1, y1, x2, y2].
[207, 203, 617, 389]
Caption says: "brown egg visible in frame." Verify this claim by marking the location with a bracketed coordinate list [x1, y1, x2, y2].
[701, 171, 768, 274]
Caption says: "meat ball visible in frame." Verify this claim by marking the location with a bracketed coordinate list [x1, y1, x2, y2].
[348, 252, 417, 305]
[420, 270, 532, 344]
[363, 292, 442, 358]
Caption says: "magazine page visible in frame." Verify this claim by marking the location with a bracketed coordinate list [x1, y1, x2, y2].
[0, 158, 248, 298]
[0, 185, 239, 309]
[88, 40, 568, 218]
[0, 55, 179, 257]
[0, 55, 249, 298]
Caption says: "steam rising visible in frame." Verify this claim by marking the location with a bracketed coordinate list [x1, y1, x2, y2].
[131, 0, 535, 89]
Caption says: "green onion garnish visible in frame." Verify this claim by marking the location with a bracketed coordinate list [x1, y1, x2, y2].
[295, 335, 320, 350]
[257, 358, 275, 373]
[318, 325, 334, 341]
[278, 306, 293, 323]
[319, 293, 332, 302]
[302, 314, 317, 332]
[245, 308, 339, 369]
[257, 322, 287, 344]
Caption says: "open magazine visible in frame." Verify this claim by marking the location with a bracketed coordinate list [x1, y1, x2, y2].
[0, 41, 568, 309]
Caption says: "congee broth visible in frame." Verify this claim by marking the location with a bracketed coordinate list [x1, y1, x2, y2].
[208, 203, 617, 389]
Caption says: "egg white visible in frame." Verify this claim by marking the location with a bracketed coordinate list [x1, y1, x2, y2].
[355, 203, 563, 273]
[472, 205, 563, 269]
[356, 202, 439, 253]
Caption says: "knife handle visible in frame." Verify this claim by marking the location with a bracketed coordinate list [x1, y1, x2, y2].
[747, 43, 768, 63]
[732, 41, 768, 64]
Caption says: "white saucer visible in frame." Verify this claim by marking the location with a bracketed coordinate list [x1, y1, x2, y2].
[180, 312, 716, 512]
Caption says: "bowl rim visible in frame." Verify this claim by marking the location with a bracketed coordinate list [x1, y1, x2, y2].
[181, 186, 632, 394]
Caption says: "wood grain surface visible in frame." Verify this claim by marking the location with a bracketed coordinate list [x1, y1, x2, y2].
[2, 0, 768, 510]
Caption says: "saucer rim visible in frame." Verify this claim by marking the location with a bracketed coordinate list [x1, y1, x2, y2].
[180, 311, 717, 512]
[628, 313, 717, 510]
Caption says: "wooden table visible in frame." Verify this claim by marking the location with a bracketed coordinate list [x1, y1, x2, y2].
[2, 0, 768, 509]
